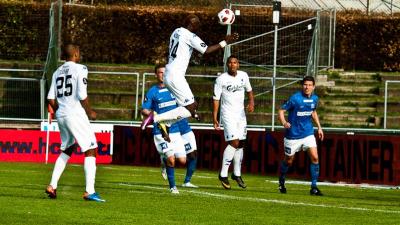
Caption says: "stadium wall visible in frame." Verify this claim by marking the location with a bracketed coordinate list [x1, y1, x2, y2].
[113, 126, 400, 186]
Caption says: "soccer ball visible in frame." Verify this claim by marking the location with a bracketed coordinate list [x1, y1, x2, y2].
[218, 8, 235, 25]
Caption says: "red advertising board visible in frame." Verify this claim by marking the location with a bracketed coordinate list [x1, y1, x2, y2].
[0, 129, 112, 164]
[113, 126, 400, 185]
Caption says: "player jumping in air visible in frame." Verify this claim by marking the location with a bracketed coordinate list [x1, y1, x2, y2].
[141, 14, 239, 141]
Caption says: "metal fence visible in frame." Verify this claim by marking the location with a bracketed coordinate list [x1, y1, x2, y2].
[383, 80, 400, 129]
[0, 69, 46, 120]
[1, 70, 399, 131]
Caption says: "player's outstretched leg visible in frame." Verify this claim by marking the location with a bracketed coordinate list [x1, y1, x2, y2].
[219, 174, 231, 189]
[160, 156, 167, 180]
[278, 161, 288, 194]
[182, 151, 198, 188]
[232, 148, 246, 188]
[166, 165, 179, 194]
[309, 163, 323, 196]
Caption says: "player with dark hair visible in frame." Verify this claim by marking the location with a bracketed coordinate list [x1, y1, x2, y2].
[45, 44, 105, 202]
[141, 64, 199, 193]
[278, 76, 324, 196]
[213, 55, 254, 189]
[141, 14, 239, 141]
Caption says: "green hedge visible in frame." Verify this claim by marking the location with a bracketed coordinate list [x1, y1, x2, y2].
[335, 12, 400, 71]
[1, 2, 400, 71]
[0, 2, 50, 61]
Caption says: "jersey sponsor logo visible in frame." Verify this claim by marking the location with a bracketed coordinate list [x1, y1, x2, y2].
[200, 43, 206, 47]
[296, 111, 313, 116]
[227, 84, 243, 92]
[158, 100, 176, 108]
[159, 89, 168, 93]
[303, 99, 313, 103]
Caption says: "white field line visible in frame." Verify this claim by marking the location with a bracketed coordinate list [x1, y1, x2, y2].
[266, 179, 400, 190]
[118, 183, 400, 215]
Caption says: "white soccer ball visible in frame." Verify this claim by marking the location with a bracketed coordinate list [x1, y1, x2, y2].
[218, 8, 235, 25]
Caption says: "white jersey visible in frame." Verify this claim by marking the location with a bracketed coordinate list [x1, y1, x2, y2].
[213, 70, 252, 120]
[47, 61, 88, 118]
[166, 27, 208, 75]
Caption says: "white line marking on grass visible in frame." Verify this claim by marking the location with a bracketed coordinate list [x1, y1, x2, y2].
[118, 183, 400, 215]
[266, 179, 399, 190]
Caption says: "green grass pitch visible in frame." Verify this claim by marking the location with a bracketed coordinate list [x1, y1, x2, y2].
[0, 162, 399, 224]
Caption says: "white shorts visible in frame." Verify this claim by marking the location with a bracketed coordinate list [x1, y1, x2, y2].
[283, 135, 317, 156]
[154, 132, 186, 158]
[164, 70, 195, 106]
[181, 131, 197, 154]
[57, 113, 98, 152]
[221, 116, 247, 141]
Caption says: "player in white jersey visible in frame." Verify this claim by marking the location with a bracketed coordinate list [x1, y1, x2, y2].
[141, 14, 239, 140]
[45, 44, 105, 202]
[212, 55, 254, 189]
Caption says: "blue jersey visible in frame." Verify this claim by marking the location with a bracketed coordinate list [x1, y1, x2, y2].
[142, 85, 180, 135]
[177, 118, 192, 135]
[281, 91, 319, 139]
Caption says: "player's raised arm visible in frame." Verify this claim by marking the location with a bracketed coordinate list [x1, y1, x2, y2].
[203, 33, 239, 55]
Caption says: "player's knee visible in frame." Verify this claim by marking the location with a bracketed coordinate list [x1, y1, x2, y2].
[64, 144, 76, 156]
[177, 157, 186, 165]
[84, 148, 96, 157]
[228, 140, 240, 149]
[285, 157, 294, 166]
[166, 157, 175, 167]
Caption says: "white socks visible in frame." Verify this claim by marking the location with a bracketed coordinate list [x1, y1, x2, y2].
[50, 152, 70, 189]
[84, 156, 97, 195]
[233, 148, 243, 176]
[220, 145, 236, 177]
[154, 106, 192, 123]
